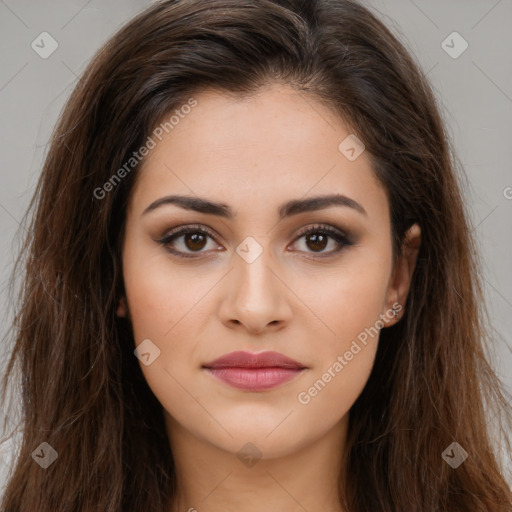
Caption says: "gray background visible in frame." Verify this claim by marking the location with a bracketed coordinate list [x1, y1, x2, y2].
[1, 0, 511, 493]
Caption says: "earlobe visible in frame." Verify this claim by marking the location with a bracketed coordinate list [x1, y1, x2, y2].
[116, 296, 128, 318]
[383, 223, 421, 327]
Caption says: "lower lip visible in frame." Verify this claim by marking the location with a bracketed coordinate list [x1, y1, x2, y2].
[203, 367, 305, 391]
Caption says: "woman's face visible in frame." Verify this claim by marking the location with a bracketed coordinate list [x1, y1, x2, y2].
[120, 84, 419, 459]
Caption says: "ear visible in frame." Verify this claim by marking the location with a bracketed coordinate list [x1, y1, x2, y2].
[382, 223, 421, 327]
[116, 296, 128, 318]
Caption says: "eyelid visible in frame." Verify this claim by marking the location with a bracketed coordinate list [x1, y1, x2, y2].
[293, 223, 352, 242]
[162, 223, 219, 242]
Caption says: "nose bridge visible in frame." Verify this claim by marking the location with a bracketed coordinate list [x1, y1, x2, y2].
[235, 236, 279, 308]
[220, 235, 292, 331]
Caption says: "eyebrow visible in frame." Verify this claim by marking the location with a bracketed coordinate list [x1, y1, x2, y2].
[142, 193, 367, 219]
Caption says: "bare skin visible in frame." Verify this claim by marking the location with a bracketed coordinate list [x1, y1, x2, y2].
[118, 83, 421, 511]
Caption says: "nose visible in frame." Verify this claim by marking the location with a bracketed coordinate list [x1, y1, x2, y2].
[218, 243, 293, 334]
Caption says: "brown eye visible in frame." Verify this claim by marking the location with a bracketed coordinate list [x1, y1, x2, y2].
[158, 225, 221, 258]
[291, 224, 353, 257]
[304, 232, 329, 252]
[183, 232, 208, 251]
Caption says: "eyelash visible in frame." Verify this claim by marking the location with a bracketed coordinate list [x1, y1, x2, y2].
[157, 223, 354, 259]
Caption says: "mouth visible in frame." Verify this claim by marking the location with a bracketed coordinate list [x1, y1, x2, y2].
[202, 350, 308, 391]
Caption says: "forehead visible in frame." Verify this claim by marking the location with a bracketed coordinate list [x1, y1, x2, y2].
[128, 84, 388, 222]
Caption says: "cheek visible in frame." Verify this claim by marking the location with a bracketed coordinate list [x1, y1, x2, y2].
[122, 243, 215, 343]
[121, 246, 218, 409]
[293, 336, 378, 448]
[291, 249, 391, 415]
[295, 249, 392, 353]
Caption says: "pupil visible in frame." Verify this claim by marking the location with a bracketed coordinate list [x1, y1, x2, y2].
[185, 233, 207, 251]
[307, 233, 327, 252]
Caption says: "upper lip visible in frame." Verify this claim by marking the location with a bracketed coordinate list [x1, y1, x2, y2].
[202, 351, 307, 369]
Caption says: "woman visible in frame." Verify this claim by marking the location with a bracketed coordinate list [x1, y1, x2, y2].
[1, 0, 511, 510]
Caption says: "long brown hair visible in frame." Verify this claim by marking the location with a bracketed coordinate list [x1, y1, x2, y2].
[1, 0, 511, 510]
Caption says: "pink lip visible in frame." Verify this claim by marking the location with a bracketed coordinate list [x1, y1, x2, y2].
[202, 351, 307, 391]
